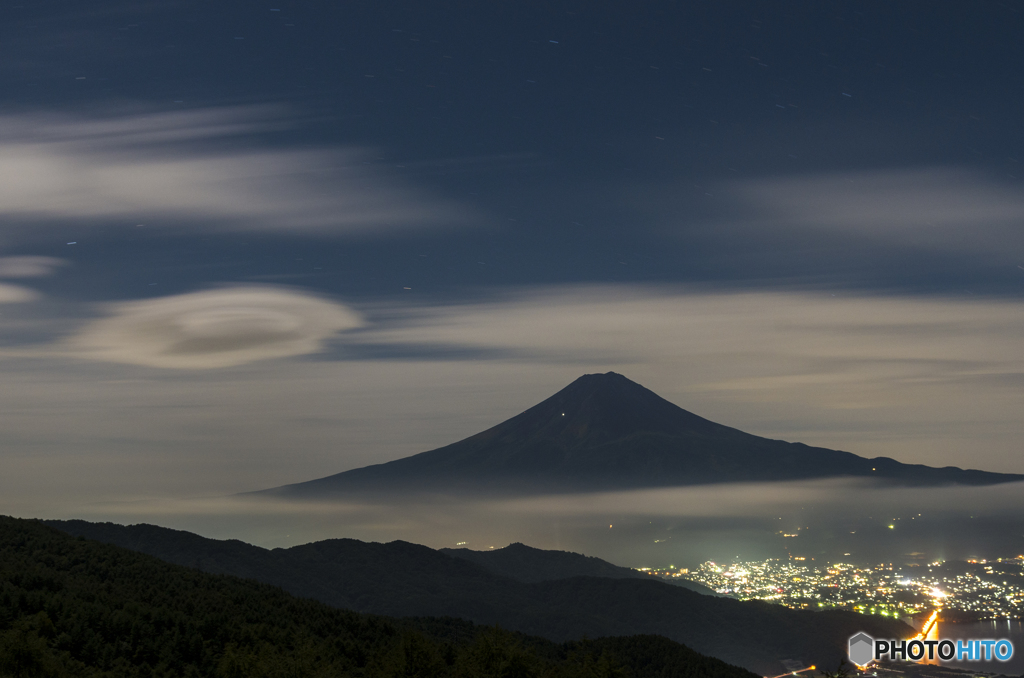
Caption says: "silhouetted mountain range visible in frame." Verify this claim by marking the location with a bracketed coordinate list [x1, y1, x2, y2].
[440, 542, 720, 596]
[257, 372, 1022, 497]
[48, 519, 912, 675]
[3, 516, 759, 678]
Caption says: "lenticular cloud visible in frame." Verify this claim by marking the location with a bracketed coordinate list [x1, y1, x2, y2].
[66, 286, 363, 369]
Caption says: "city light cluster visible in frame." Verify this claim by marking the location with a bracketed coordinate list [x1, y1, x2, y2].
[640, 556, 1024, 621]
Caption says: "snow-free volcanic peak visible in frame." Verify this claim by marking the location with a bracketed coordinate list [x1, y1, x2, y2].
[255, 373, 1023, 497]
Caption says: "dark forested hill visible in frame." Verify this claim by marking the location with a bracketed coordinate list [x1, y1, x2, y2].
[440, 543, 719, 596]
[48, 519, 912, 675]
[257, 373, 1023, 498]
[2, 515, 759, 678]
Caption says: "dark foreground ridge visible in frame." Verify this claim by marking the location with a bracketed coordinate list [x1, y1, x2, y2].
[258, 372, 1023, 497]
[4, 515, 759, 678]
[48, 519, 914, 676]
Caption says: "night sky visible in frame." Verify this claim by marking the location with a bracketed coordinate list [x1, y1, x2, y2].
[1, 1, 1023, 552]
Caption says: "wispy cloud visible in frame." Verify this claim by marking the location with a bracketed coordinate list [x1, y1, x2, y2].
[2, 285, 1023, 518]
[0, 256, 68, 278]
[357, 284, 1024, 373]
[0, 283, 40, 303]
[352, 285, 1024, 471]
[726, 167, 1024, 259]
[0, 106, 466, 234]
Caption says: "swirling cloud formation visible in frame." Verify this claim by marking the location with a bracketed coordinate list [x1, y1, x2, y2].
[66, 287, 363, 369]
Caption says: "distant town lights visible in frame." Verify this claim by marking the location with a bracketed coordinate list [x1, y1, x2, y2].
[674, 557, 1021, 619]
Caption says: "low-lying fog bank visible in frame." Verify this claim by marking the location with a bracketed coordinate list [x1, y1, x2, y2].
[29, 478, 1024, 568]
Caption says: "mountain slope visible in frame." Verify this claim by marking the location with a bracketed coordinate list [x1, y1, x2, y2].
[4, 520, 770, 678]
[441, 542, 719, 596]
[49, 519, 912, 675]
[12, 515, 739, 678]
[260, 372, 1022, 497]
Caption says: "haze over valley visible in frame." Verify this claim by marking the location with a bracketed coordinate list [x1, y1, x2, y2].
[39, 374, 1024, 570]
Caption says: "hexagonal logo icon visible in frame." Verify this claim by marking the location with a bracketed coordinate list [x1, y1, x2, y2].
[849, 632, 874, 667]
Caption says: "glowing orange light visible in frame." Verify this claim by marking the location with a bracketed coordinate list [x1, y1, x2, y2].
[912, 609, 940, 641]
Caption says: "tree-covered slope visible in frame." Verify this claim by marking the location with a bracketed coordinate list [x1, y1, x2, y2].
[1, 515, 759, 678]
[48, 519, 913, 675]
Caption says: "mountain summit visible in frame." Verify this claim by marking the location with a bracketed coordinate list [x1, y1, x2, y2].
[259, 372, 1022, 497]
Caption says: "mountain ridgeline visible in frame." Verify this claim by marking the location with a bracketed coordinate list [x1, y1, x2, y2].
[48, 519, 913, 676]
[259, 372, 1022, 497]
[3, 515, 759, 678]
[438, 543, 719, 596]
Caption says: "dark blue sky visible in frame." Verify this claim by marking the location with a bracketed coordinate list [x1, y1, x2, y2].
[0, 0, 1022, 534]
[5, 0, 1023, 298]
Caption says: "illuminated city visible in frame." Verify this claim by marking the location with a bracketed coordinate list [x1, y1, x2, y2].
[640, 556, 1024, 622]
